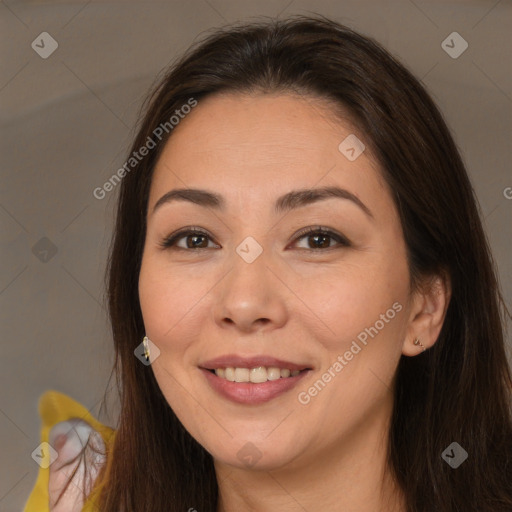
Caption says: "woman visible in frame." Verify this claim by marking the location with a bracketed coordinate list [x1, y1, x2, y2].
[24, 14, 512, 512]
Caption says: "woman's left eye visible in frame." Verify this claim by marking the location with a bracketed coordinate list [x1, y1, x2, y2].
[159, 226, 350, 251]
[292, 227, 350, 250]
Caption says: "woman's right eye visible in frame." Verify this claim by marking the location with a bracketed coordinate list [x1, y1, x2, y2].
[159, 228, 218, 251]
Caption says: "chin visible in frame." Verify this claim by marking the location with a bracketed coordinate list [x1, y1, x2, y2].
[208, 437, 302, 472]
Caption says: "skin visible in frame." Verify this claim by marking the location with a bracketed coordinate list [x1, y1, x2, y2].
[137, 92, 450, 512]
[48, 421, 106, 511]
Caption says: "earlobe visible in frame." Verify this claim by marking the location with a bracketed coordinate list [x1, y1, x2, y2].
[413, 337, 426, 352]
[402, 273, 451, 357]
[402, 336, 428, 357]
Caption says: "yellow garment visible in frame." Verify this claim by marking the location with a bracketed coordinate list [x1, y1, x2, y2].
[23, 390, 116, 512]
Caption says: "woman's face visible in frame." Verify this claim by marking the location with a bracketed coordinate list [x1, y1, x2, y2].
[138, 92, 415, 471]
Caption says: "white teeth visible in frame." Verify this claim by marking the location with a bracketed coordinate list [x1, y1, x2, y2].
[224, 368, 235, 381]
[234, 368, 250, 382]
[213, 366, 304, 383]
[250, 367, 267, 383]
[267, 367, 281, 380]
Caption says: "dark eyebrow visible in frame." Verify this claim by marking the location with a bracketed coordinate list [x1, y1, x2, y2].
[152, 186, 373, 219]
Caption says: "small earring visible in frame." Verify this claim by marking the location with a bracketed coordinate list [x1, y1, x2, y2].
[413, 337, 426, 352]
[143, 336, 151, 362]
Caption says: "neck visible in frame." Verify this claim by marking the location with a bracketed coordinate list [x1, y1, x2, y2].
[214, 397, 405, 512]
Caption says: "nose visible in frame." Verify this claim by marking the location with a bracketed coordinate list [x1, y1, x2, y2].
[213, 251, 288, 335]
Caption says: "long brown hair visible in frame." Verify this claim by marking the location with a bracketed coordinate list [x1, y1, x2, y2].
[85, 15, 512, 511]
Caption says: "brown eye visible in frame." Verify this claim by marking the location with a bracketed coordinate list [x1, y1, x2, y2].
[181, 233, 210, 249]
[160, 228, 217, 250]
[292, 227, 350, 251]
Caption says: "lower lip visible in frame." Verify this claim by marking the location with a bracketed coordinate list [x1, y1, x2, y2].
[200, 368, 310, 404]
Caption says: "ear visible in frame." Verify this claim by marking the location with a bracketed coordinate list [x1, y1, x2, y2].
[402, 272, 451, 357]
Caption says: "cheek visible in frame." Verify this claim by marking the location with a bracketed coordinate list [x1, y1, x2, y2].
[139, 257, 187, 340]
[300, 255, 409, 349]
[138, 255, 217, 355]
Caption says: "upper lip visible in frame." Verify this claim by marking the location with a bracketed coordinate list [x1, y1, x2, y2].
[200, 354, 312, 372]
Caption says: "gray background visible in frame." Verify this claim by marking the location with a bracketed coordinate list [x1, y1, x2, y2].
[1, 1, 511, 510]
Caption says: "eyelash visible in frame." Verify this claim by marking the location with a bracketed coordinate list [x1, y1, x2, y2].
[159, 225, 351, 252]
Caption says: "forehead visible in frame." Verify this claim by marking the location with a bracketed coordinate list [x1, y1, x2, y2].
[149, 92, 389, 212]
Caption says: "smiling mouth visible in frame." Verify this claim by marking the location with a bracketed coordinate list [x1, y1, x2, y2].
[206, 366, 310, 383]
